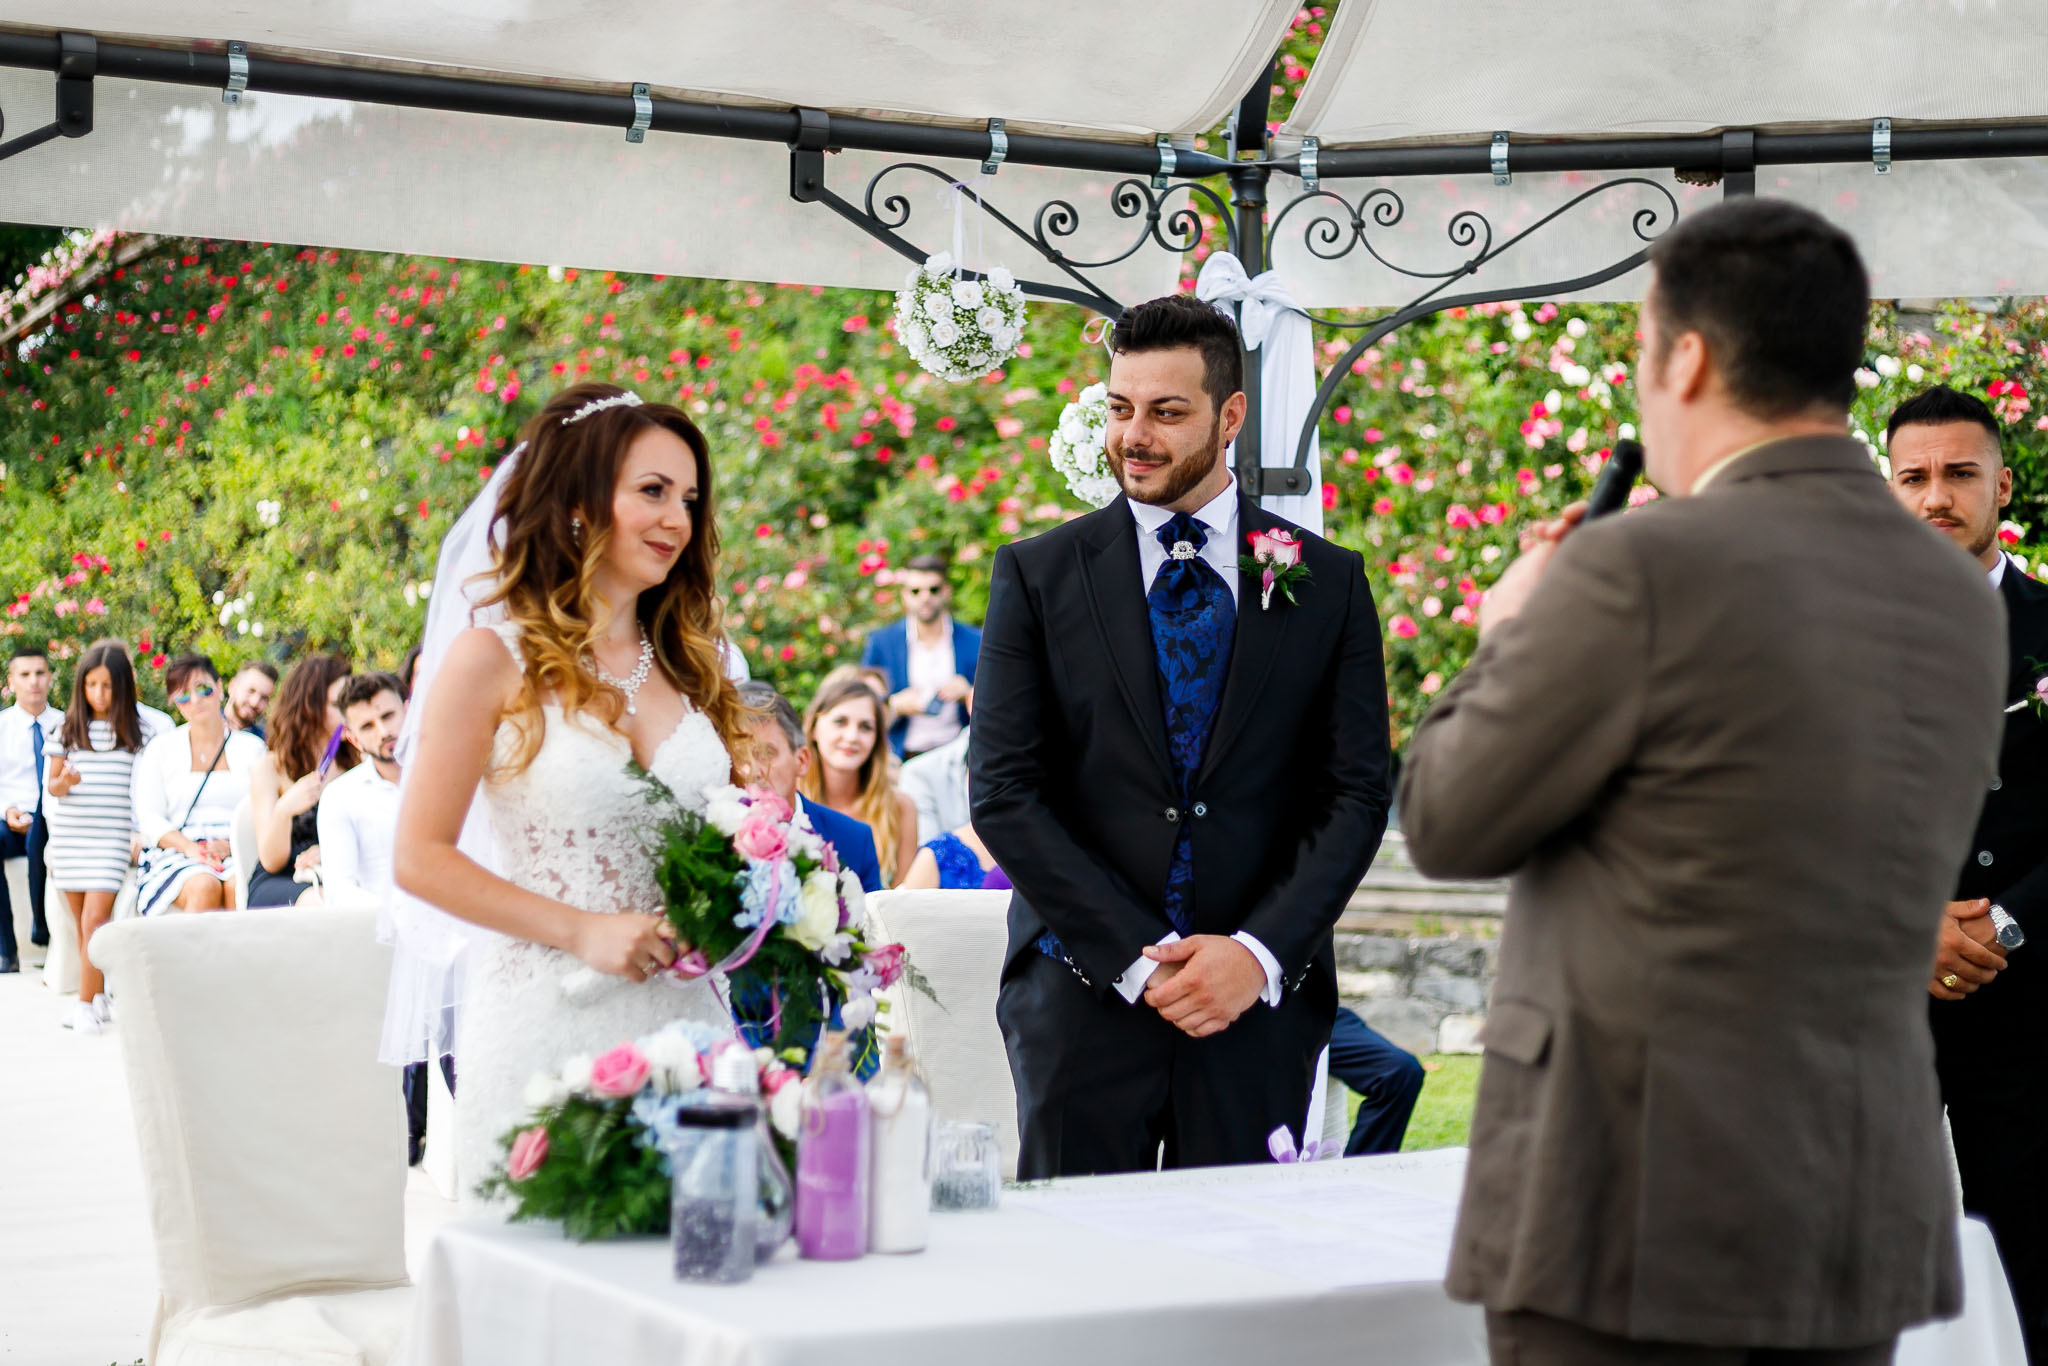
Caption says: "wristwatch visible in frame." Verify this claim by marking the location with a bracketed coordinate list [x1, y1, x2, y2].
[1989, 903, 2027, 950]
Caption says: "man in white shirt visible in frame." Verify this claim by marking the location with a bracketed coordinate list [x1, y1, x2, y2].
[0, 647, 64, 970]
[862, 554, 982, 760]
[317, 672, 404, 908]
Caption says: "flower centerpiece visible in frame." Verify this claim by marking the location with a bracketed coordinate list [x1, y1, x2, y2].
[894, 252, 1026, 383]
[1049, 381, 1120, 508]
[478, 1019, 803, 1240]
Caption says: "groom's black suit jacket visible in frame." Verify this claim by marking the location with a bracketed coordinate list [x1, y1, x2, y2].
[970, 491, 1392, 1009]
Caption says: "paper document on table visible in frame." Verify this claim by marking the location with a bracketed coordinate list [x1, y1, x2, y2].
[1010, 1175, 1458, 1290]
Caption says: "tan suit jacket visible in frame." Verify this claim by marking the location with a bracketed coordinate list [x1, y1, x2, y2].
[1400, 436, 2005, 1348]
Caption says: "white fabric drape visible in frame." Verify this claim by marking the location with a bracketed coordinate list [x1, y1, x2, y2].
[1196, 252, 1323, 536]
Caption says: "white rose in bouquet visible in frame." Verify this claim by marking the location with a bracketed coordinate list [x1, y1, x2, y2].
[839, 869, 867, 929]
[769, 1079, 803, 1139]
[930, 320, 960, 348]
[987, 266, 1016, 291]
[524, 1072, 571, 1110]
[952, 279, 985, 309]
[788, 869, 842, 951]
[975, 305, 1004, 332]
[925, 251, 955, 275]
[640, 1031, 704, 1094]
[559, 1054, 594, 1097]
[924, 291, 954, 323]
[703, 785, 750, 837]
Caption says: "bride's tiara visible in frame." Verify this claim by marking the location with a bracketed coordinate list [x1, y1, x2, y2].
[561, 391, 644, 426]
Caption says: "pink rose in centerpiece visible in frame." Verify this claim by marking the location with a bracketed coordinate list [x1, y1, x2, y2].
[587, 1042, 652, 1099]
[1247, 528, 1303, 566]
[2036, 675, 2048, 701]
[733, 810, 791, 863]
[863, 942, 907, 988]
[507, 1125, 550, 1181]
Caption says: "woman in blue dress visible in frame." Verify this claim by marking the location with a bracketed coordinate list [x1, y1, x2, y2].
[898, 823, 1001, 890]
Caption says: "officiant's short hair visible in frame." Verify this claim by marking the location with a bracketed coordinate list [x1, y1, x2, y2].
[1111, 294, 1244, 409]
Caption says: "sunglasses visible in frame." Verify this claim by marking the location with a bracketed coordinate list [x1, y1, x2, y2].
[172, 683, 219, 705]
[901, 585, 946, 597]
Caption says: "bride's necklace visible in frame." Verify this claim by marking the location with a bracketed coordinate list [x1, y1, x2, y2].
[587, 626, 655, 716]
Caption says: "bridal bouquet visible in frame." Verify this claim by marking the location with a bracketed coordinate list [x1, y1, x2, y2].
[478, 1019, 802, 1239]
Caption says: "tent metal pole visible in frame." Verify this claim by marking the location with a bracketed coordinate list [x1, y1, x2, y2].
[1226, 65, 1274, 495]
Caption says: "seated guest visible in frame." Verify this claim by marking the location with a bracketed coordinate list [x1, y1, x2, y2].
[1327, 1006, 1425, 1155]
[225, 660, 278, 738]
[899, 704, 971, 845]
[133, 655, 265, 913]
[316, 671, 404, 907]
[899, 822, 1000, 890]
[43, 643, 157, 1033]
[735, 681, 883, 898]
[247, 654, 357, 907]
[799, 676, 916, 887]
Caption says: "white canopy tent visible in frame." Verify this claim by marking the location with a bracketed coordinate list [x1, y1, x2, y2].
[3, 1, 2048, 489]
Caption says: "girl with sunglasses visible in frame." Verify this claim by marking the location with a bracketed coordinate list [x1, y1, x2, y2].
[132, 655, 265, 914]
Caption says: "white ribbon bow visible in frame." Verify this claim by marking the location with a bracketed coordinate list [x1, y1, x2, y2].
[1195, 251, 1324, 535]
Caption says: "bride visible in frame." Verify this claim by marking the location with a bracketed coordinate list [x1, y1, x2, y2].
[393, 382, 753, 1199]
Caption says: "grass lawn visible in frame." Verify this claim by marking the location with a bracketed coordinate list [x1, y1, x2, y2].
[1342, 1053, 1483, 1152]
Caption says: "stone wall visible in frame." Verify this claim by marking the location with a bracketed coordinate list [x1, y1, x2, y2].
[1333, 830, 1504, 1057]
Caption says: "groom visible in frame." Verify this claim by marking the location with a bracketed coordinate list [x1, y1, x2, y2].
[972, 294, 1391, 1178]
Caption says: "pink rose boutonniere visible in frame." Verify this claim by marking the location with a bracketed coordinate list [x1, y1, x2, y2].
[1240, 528, 1313, 610]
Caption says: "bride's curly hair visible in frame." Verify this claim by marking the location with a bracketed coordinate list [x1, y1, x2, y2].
[479, 382, 752, 776]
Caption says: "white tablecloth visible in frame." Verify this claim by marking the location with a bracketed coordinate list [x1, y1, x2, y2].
[405, 1148, 2024, 1366]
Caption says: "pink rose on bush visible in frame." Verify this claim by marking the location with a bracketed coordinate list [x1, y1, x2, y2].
[507, 1126, 550, 1181]
[1390, 615, 1420, 640]
[864, 942, 907, 988]
[587, 1043, 652, 1099]
[733, 812, 790, 863]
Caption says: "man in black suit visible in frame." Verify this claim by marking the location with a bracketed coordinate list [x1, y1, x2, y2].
[971, 295, 1391, 1177]
[1887, 384, 2048, 1362]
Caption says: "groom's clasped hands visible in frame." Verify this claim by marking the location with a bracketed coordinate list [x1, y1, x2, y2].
[1141, 935, 1268, 1038]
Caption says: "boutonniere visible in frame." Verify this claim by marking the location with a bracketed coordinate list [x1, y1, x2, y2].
[2007, 659, 2048, 717]
[1240, 529, 1312, 611]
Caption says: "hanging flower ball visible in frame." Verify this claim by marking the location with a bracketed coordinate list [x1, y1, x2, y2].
[1048, 381, 1120, 508]
[894, 253, 1025, 383]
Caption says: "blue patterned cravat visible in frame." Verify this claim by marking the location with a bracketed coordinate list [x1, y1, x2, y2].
[1033, 510, 1236, 977]
[1144, 511, 1235, 934]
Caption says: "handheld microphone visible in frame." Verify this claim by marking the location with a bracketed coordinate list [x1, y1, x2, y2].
[1583, 439, 1645, 522]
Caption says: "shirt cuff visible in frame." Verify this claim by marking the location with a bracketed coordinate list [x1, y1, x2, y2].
[1112, 931, 1181, 1004]
[1232, 931, 1284, 1007]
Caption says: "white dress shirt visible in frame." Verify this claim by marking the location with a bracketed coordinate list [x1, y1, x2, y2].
[0, 704, 63, 816]
[1989, 553, 2008, 590]
[899, 727, 971, 846]
[1115, 487, 1283, 1009]
[902, 615, 964, 754]
[316, 759, 402, 907]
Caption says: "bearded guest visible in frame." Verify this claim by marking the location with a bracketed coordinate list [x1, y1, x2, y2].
[1401, 200, 2003, 1365]
[1886, 383, 2048, 1362]
[862, 553, 979, 760]
[972, 294, 1391, 1177]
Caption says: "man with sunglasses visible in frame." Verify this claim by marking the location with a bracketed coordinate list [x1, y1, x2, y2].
[862, 552, 981, 759]
[0, 647, 63, 970]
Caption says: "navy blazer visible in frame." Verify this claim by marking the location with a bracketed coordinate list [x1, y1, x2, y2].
[797, 795, 884, 899]
[860, 616, 982, 756]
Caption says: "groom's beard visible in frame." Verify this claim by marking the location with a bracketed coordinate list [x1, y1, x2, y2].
[1108, 415, 1224, 507]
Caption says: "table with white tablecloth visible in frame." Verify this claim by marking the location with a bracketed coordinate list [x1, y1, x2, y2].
[406, 1148, 2025, 1366]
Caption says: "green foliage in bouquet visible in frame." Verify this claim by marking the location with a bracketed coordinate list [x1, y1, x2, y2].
[475, 1098, 671, 1241]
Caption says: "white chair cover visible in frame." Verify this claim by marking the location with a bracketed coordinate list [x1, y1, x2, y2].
[866, 889, 1020, 1180]
[90, 908, 411, 1363]
[228, 796, 257, 909]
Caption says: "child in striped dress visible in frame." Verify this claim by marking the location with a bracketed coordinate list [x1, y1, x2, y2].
[45, 643, 158, 1035]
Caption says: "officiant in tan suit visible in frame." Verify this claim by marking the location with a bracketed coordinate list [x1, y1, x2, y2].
[1401, 199, 2006, 1365]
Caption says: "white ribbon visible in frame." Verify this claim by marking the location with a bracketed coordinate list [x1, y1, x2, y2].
[1195, 251, 1324, 535]
[936, 180, 987, 277]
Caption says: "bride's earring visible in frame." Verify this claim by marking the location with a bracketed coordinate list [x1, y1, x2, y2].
[569, 514, 583, 539]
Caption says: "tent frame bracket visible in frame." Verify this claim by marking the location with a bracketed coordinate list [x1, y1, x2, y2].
[0, 31, 93, 164]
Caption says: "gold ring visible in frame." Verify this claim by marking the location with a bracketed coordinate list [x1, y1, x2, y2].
[1941, 973, 1962, 990]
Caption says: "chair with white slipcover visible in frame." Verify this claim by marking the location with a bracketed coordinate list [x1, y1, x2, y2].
[866, 888, 1020, 1179]
[228, 795, 256, 909]
[89, 907, 411, 1365]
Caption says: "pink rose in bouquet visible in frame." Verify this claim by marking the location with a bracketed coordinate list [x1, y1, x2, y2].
[864, 942, 907, 988]
[733, 809, 791, 863]
[587, 1042, 652, 1099]
[748, 788, 793, 825]
[507, 1125, 550, 1181]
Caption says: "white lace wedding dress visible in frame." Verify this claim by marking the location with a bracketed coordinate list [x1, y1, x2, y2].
[454, 624, 737, 1206]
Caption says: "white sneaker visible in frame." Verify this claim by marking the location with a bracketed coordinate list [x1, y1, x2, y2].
[63, 1001, 101, 1035]
[92, 993, 113, 1025]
